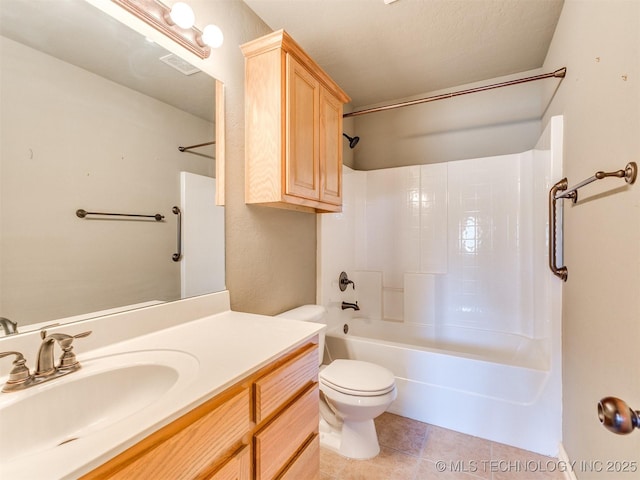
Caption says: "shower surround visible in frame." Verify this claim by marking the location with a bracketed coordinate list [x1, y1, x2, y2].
[318, 116, 563, 455]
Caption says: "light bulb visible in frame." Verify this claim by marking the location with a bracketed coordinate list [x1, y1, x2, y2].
[169, 2, 195, 29]
[201, 24, 223, 48]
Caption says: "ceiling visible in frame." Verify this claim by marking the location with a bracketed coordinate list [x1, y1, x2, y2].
[243, 0, 564, 108]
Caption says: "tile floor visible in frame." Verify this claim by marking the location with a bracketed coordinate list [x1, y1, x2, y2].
[320, 413, 566, 480]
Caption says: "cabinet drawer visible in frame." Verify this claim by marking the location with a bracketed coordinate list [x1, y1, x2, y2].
[208, 445, 250, 480]
[255, 385, 319, 480]
[254, 343, 318, 423]
[99, 388, 251, 479]
[278, 435, 319, 480]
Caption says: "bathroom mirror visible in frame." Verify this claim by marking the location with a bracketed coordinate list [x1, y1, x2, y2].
[0, 0, 224, 335]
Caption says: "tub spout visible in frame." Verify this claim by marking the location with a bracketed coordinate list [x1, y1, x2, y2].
[341, 301, 360, 311]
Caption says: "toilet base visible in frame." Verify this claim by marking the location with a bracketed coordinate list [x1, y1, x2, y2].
[319, 417, 381, 460]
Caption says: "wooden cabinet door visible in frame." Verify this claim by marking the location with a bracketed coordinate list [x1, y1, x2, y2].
[286, 55, 319, 200]
[319, 86, 342, 205]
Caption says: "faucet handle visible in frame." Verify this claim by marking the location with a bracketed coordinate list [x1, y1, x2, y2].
[0, 351, 33, 392]
[339, 271, 356, 291]
[58, 331, 92, 370]
[39, 329, 91, 342]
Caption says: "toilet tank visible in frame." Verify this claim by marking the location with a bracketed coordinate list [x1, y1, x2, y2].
[277, 305, 326, 366]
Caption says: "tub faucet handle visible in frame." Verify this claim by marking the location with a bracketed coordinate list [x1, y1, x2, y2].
[339, 271, 355, 291]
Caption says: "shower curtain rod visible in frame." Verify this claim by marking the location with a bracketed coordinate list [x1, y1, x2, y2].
[178, 140, 215, 152]
[343, 67, 567, 118]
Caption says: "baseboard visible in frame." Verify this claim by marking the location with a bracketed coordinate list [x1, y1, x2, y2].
[558, 443, 579, 480]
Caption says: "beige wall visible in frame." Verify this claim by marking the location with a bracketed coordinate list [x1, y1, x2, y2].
[542, 0, 640, 474]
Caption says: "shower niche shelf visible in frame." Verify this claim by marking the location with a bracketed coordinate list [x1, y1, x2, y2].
[241, 30, 350, 214]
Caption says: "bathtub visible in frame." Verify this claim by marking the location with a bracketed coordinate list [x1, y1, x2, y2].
[324, 318, 561, 456]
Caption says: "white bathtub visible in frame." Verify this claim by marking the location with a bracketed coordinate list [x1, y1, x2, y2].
[324, 318, 561, 456]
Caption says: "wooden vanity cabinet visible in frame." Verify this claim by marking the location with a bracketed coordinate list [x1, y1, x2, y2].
[242, 29, 350, 213]
[253, 342, 319, 480]
[83, 338, 319, 480]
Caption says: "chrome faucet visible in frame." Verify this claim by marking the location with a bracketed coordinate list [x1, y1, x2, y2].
[0, 317, 18, 336]
[341, 301, 360, 311]
[0, 329, 91, 392]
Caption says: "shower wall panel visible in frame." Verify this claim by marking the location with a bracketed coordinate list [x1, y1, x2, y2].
[341, 151, 550, 339]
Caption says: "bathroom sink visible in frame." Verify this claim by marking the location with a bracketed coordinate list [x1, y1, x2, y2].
[0, 350, 198, 464]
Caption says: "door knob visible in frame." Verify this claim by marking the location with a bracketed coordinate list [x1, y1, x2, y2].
[598, 397, 639, 434]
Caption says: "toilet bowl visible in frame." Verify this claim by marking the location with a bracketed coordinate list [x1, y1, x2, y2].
[278, 305, 397, 459]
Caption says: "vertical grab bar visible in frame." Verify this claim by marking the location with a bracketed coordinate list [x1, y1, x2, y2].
[172, 206, 182, 262]
[549, 178, 569, 281]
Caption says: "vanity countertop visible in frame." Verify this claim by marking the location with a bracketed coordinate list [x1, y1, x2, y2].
[0, 294, 323, 480]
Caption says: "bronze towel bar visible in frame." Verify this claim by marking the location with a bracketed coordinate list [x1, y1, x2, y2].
[76, 209, 164, 221]
[554, 162, 637, 202]
[549, 162, 637, 281]
[178, 141, 215, 152]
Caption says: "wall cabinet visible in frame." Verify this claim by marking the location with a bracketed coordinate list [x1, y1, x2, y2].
[242, 30, 350, 213]
[83, 338, 319, 480]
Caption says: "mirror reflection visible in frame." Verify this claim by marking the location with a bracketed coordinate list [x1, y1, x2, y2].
[0, 0, 224, 336]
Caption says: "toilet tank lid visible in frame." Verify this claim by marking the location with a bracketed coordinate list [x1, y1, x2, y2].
[277, 305, 326, 322]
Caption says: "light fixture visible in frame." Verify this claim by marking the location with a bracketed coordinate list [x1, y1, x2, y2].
[167, 2, 195, 29]
[200, 24, 224, 48]
[112, 0, 225, 58]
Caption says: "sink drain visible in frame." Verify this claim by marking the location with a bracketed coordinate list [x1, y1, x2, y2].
[57, 437, 79, 447]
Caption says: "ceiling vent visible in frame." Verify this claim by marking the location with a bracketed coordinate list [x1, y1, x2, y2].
[159, 53, 200, 76]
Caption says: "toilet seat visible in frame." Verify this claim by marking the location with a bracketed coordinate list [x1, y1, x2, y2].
[320, 359, 396, 396]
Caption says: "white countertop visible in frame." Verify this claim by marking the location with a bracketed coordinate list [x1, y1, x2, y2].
[0, 299, 323, 480]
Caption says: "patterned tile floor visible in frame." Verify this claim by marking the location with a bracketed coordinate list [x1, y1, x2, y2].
[320, 413, 566, 480]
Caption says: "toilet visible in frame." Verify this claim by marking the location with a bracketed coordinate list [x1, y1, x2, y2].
[278, 305, 397, 459]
